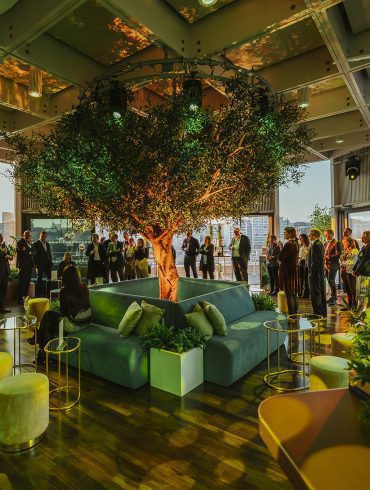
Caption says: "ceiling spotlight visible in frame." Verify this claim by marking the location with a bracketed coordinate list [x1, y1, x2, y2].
[109, 81, 127, 119]
[336, 137, 344, 143]
[183, 79, 202, 110]
[297, 86, 309, 108]
[198, 0, 218, 6]
[28, 66, 42, 98]
[346, 155, 361, 181]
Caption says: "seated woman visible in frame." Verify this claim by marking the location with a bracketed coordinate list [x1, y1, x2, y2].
[57, 252, 75, 279]
[36, 265, 91, 362]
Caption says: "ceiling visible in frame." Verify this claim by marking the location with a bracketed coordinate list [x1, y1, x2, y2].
[0, 0, 369, 162]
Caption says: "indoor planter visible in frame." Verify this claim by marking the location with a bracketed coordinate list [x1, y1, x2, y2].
[142, 322, 205, 397]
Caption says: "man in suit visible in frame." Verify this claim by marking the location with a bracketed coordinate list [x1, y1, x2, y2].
[86, 233, 107, 284]
[16, 230, 34, 305]
[32, 230, 53, 297]
[267, 234, 280, 295]
[182, 231, 200, 278]
[307, 228, 326, 316]
[229, 227, 251, 282]
[0, 233, 12, 313]
[324, 229, 343, 305]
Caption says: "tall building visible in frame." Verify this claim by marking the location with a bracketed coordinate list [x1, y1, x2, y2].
[1, 212, 15, 243]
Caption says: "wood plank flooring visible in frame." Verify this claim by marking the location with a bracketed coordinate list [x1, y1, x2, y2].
[0, 297, 350, 490]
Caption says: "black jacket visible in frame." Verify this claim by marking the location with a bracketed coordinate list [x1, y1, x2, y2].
[0, 243, 11, 278]
[16, 238, 33, 270]
[182, 237, 200, 256]
[267, 244, 280, 266]
[199, 244, 215, 271]
[307, 240, 325, 282]
[32, 239, 53, 270]
[85, 243, 107, 266]
[107, 241, 124, 266]
[324, 239, 342, 269]
[353, 243, 370, 277]
[230, 234, 251, 261]
[57, 260, 75, 280]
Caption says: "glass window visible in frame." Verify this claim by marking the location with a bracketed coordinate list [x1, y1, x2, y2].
[348, 211, 370, 242]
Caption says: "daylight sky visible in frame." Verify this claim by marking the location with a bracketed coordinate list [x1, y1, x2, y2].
[279, 160, 331, 222]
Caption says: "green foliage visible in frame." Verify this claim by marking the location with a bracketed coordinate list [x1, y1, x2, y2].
[359, 400, 370, 428]
[8, 268, 19, 281]
[348, 358, 370, 386]
[308, 204, 332, 236]
[2, 78, 313, 239]
[252, 293, 277, 311]
[49, 299, 60, 312]
[142, 320, 205, 354]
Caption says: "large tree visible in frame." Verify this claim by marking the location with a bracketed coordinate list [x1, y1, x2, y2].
[3, 78, 312, 301]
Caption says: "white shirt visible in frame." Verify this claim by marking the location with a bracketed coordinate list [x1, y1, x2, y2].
[93, 243, 100, 261]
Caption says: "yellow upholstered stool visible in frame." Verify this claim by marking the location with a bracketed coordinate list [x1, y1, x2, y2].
[277, 291, 289, 315]
[0, 373, 49, 451]
[309, 355, 349, 391]
[27, 298, 49, 324]
[0, 352, 12, 381]
[331, 332, 355, 359]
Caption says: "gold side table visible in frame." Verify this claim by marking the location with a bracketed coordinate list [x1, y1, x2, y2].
[264, 318, 317, 392]
[0, 315, 38, 373]
[45, 336, 80, 411]
[286, 314, 324, 363]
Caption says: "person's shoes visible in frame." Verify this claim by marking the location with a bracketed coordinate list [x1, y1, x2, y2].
[0, 308, 11, 313]
[328, 298, 337, 306]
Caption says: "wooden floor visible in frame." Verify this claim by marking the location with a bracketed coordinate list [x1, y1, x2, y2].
[0, 296, 350, 490]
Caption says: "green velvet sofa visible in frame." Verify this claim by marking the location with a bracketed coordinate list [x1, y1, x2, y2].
[66, 278, 284, 388]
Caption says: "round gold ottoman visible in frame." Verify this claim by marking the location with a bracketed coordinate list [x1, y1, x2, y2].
[27, 298, 49, 324]
[309, 355, 349, 391]
[0, 352, 12, 380]
[0, 373, 49, 451]
[331, 332, 355, 359]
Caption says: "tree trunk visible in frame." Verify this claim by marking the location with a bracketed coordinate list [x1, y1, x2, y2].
[151, 233, 179, 302]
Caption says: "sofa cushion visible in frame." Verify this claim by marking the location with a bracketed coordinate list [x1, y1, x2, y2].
[185, 303, 214, 341]
[118, 301, 143, 337]
[200, 301, 227, 336]
[204, 311, 286, 386]
[135, 300, 165, 336]
[66, 324, 149, 389]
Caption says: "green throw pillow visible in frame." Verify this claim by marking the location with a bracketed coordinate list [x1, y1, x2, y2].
[200, 301, 227, 336]
[118, 301, 143, 337]
[135, 300, 165, 336]
[185, 303, 213, 341]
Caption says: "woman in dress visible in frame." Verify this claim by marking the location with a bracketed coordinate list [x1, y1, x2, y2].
[124, 237, 136, 280]
[135, 238, 149, 279]
[340, 237, 359, 308]
[298, 233, 310, 298]
[353, 230, 370, 305]
[279, 227, 300, 314]
[199, 236, 215, 279]
[107, 233, 124, 282]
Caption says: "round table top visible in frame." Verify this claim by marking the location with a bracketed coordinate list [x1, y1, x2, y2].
[0, 315, 37, 330]
[264, 318, 317, 333]
[44, 336, 80, 354]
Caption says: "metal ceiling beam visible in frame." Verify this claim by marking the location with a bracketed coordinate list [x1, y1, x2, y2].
[8, 111, 46, 132]
[309, 109, 367, 140]
[306, 0, 370, 127]
[311, 128, 370, 152]
[304, 85, 357, 121]
[0, 75, 50, 119]
[0, 108, 12, 131]
[101, 0, 189, 56]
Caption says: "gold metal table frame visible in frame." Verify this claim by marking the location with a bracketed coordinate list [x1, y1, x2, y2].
[264, 318, 318, 392]
[45, 336, 81, 412]
[286, 314, 324, 364]
[0, 315, 38, 373]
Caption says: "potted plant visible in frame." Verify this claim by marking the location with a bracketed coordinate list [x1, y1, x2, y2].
[252, 293, 277, 312]
[142, 322, 205, 397]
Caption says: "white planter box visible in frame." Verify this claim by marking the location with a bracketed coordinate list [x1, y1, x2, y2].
[150, 347, 204, 397]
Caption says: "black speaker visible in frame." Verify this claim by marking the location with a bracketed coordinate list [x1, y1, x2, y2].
[346, 156, 361, 181]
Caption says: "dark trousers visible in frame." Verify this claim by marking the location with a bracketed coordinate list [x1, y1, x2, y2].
[326, 266, 339, 299]
[232, 257, 248, 282]
[286, 293, 299, 315]
[88, 260, 107, 284]
[342, 272, 357, 307]
[17, 266, 32, 302]
[309, 275, 327, 316]
[184, 255, 197, 278]
[38, 310, 60, 349]
[299, 260, 309, 297]
[37, 266, 51, 297]
[0, 271, 9, 308]
[109, 263, 124, 282]
[201, 268, 214, 280]
[267, 264, 279, 292]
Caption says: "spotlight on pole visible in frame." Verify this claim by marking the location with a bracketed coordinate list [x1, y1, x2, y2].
[28, 66, 43, 98]
[183, 79, 202, 110]
[297, 86, 309, 108]
[109, 81, 127, 119]
[346, 155, 361, 181]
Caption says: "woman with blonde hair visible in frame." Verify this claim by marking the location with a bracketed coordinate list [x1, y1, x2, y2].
[340, 237, 359, 308]
[124, 237, 136, 280]
[353, 230, 370, 304]
[279, 227, 300, 314]
[135, 238, 149, 279]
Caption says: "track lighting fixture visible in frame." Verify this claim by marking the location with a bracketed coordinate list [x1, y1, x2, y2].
[28, 66, 42, 98]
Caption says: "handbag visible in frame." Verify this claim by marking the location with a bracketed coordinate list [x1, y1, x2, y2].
[61, 307, 92, 333]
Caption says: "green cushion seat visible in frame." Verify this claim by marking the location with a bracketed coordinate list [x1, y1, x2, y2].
[331, 332, 355, 359]
[309, 355, 349, 391]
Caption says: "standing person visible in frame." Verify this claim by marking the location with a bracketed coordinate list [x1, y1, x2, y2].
[307, 228, 326, 317]
[324, 229, 343, 306]
[279, 227, 300, 315]
[16, 230, 33, 305]
[57, 252, 75, 279]
[85, 233, 107, 284]
[124, 237, 136, 280]
[343, 227, 360, 250]
[199, 236, 215, 280]
[353, 230, 370, 304]
[229, 227, 251, 282]
[182, 231, 200, 278]
[340, 237, 359, 309]
[32, 230, 53, 297]
[107, 233, 124, 282]
[135, 238, 149, 278]
[267, 234, 279, 295]
[0, 234, 12, 313]
[122, 232, 130, 247]
[298, 233, 310, 298]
